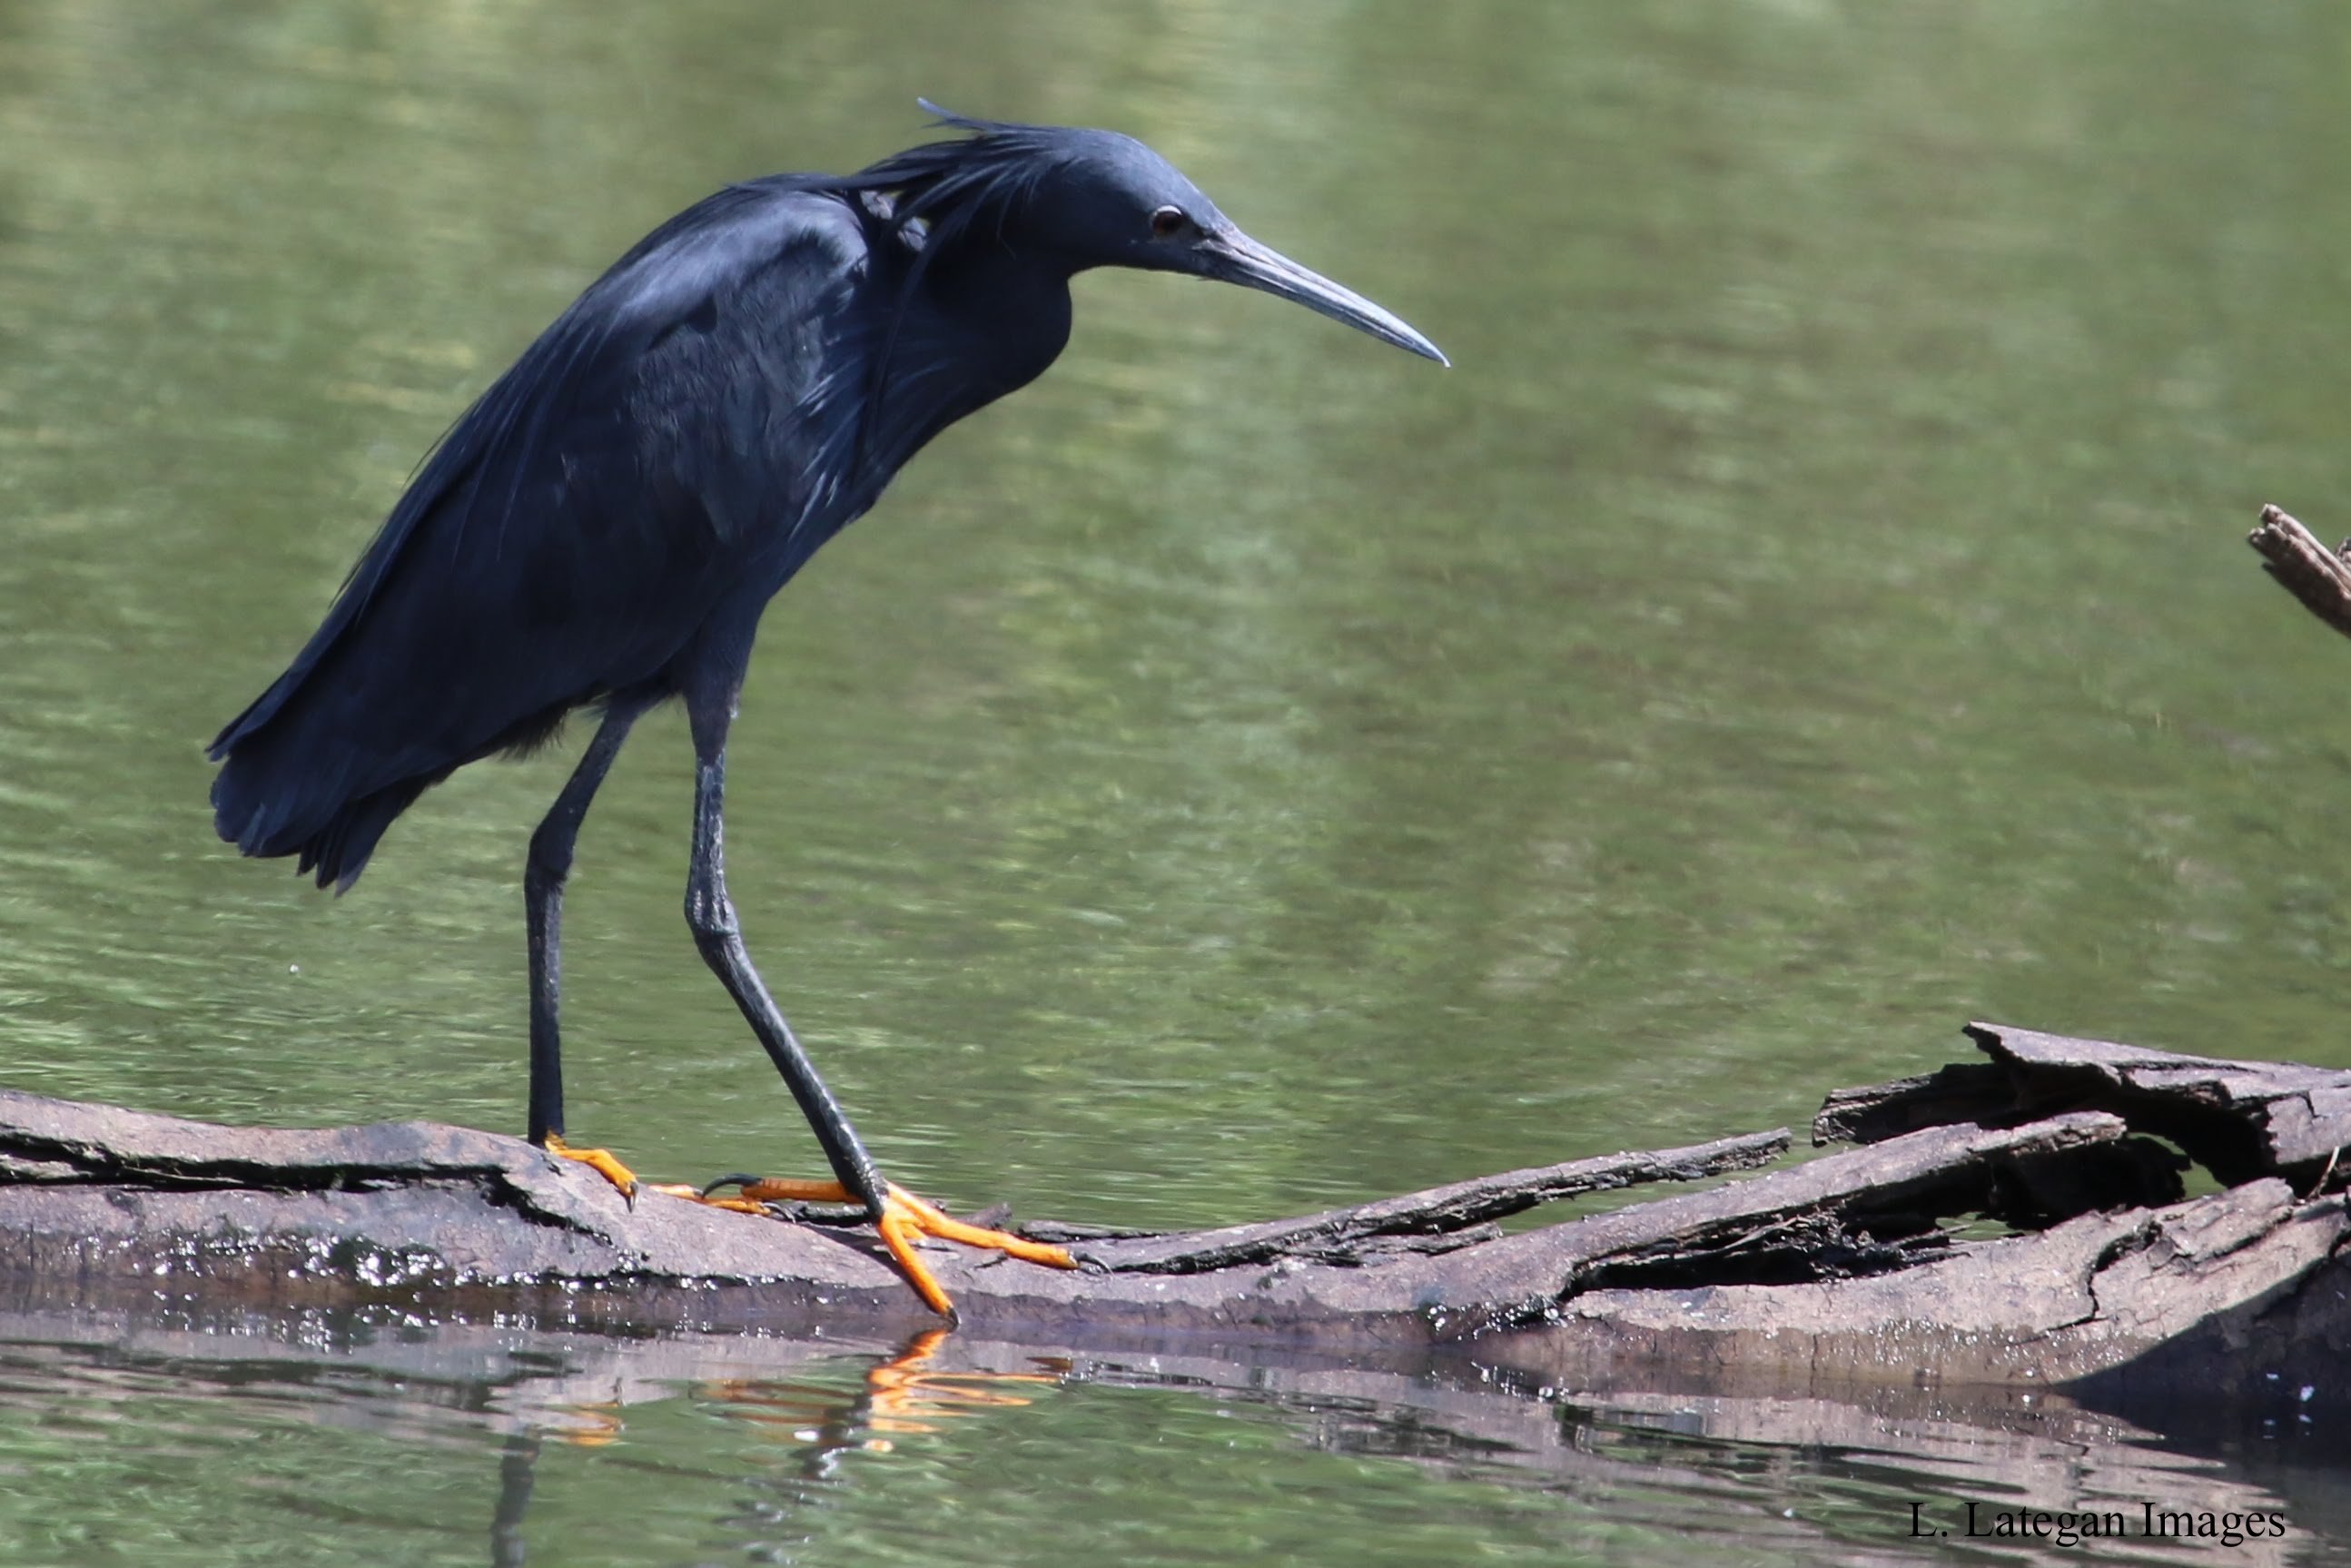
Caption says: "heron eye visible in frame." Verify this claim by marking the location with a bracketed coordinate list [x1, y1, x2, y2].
[1150, 205, 1189, 240]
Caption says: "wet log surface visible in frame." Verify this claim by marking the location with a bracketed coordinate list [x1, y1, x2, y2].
[4, 1022, 2348, 1393]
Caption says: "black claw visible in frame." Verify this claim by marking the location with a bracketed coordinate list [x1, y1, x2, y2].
[701, 1173, 764, 1198]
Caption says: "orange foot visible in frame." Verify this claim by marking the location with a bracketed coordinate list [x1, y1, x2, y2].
[537, 1137, 1076, 1317]
[541, 1132, 645, 1203]
[710, 1176, 1077, 1318]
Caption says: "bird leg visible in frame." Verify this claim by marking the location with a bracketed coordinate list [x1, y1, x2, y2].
[678, 683, 1073, 1317]
[525, 705, 640, 1178]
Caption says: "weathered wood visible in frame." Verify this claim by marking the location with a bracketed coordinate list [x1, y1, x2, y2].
[1487, 1176, 2350, 1399]
[2247, 501, 2351, 641]
[1394, 1110, 2131, 1338]
[1813, 1061, 2013, 1143]
[0, 1089, 1804, 1343]
[1815, 1021, 2351, 1187]
[4, 1025, 2347, 1390]
[1060, 1129, 1791, 1273]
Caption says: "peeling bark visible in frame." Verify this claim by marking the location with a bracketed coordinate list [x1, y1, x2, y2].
[1819, 1021, 2351, 1187]
[1052, 1129, 1792, 1273]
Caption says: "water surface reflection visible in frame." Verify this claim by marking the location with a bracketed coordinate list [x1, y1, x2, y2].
[0, 1311, 2339, 1567]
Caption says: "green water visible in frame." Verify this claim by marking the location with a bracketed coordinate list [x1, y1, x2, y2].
[5, 0, 2350, 1561]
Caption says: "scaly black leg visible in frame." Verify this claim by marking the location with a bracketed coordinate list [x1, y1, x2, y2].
[525, 705, 640, 1146]
[677, 677, 1072, 1317]
[679, 679, 887, 1211]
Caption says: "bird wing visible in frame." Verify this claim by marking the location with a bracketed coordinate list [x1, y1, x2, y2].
[211, 179, 884, 798]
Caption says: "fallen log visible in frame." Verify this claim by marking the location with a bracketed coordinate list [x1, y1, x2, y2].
[3, 1023, 2346, 1392]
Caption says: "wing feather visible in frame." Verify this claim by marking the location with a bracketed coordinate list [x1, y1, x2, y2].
[209, 181, 881, 862]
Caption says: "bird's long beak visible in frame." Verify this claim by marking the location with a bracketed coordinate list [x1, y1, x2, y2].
[1201, 228, 1448, 366]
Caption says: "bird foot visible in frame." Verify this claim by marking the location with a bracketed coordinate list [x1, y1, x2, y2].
[538, 1138, 1076, 1316]
[540, 1133, 644, 1205]
[706, 1175, 1077, 1317]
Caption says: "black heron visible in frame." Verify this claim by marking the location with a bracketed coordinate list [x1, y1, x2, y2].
[209, 105, 1446, 1316]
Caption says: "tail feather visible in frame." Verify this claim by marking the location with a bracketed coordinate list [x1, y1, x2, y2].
[295, 779, 433, 891]
[212, 735, 440, 892]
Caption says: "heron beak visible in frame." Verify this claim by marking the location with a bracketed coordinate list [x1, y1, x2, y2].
[1200, 228, 1448, 366]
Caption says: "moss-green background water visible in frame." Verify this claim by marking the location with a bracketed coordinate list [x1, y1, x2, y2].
[3, 1, 2348, 1561]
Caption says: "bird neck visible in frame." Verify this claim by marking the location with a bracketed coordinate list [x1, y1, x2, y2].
[921, 238, 1073, 392]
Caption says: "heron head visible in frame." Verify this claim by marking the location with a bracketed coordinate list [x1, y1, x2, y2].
[909, 104, 1448, 367]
